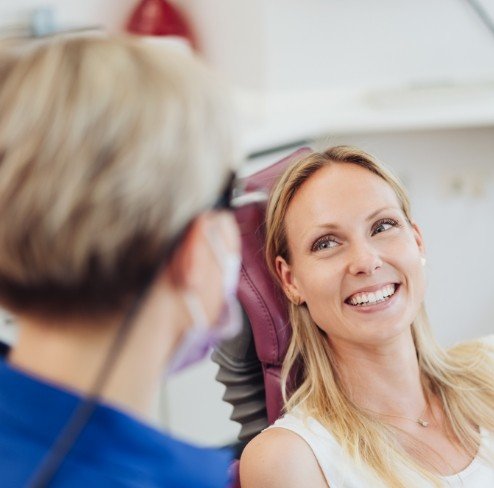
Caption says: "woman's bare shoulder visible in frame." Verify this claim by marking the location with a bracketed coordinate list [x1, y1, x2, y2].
[239, 427, 328, 488]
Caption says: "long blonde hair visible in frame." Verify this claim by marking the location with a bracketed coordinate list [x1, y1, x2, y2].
[265, 146, 494, 487]
[0, 36, 236, 316]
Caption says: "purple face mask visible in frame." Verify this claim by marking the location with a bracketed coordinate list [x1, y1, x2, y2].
[166, 231, 242, 376]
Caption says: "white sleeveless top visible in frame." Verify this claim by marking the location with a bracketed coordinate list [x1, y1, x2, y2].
[269, 412, 494, 487]
[268, 336, 494, 488]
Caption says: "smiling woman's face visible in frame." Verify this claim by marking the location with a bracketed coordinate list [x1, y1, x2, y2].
[276, 163, 426, 347]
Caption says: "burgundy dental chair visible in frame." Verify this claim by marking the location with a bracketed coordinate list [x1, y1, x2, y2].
[212, 147, 312, 487]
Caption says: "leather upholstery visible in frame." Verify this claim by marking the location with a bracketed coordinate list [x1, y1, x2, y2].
[234, 147, 311, 423]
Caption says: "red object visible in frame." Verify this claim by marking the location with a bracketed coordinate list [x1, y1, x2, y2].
[126, 0, 193, 42]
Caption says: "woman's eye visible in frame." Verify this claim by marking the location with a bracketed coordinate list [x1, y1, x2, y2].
[312, 236, 339, 252]
[372, 218, 398, 235]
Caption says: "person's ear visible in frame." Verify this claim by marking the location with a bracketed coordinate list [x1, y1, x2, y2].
[411, 221, 426, 258]
[275, 255, 304, 306]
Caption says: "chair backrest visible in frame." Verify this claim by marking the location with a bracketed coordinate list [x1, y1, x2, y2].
[237, 147, 312, 421]
[213, 147, 312, 443]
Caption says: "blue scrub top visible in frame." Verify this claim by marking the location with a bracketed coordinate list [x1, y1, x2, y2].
[0, 359, 233, 487]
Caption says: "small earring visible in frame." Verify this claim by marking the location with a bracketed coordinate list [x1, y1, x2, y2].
[420, 256, 426, 267]
[286, 290, 302, 306]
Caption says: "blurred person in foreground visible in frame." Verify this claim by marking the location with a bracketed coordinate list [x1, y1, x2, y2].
[241, 147, 494, 487]
[0, 36, 241, 487]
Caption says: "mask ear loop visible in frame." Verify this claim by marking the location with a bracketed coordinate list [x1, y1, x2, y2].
[204, 226, 227, 268]
[183, 290, 210, 330]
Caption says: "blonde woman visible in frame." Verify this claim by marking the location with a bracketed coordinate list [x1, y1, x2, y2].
[0, 37, 241, 487]
[240, 147, 494, 487]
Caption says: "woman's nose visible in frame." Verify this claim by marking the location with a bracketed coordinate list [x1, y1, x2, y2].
[347, 242, 383, 276]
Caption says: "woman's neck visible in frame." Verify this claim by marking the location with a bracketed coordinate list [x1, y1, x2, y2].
[330, 330, 428, 417]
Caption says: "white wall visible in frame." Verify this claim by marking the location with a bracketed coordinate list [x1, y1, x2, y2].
[262, 0, 494, 92]
[163, 356, 239, 446]
[178, 0, 494, 93]
[3, 1, 494, 92]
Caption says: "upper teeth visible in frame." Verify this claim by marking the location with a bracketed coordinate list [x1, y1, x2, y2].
[348, 284, 396, 306]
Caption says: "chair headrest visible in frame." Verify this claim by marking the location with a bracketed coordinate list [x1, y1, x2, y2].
[235, 147, 312, 366]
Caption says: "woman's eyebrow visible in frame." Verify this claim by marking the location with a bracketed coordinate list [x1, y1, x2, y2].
[310, 206, 398, 231]
[365, 206, 398, 222]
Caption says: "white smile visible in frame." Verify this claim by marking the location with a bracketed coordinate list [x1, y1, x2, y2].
[346, 284, 398, 307]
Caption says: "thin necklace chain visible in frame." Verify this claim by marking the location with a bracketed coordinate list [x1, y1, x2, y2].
[362, 401, 431, 428]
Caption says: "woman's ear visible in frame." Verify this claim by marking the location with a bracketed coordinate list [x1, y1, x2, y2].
[275, 255, 303, 305]
[411, 221, 426, 257]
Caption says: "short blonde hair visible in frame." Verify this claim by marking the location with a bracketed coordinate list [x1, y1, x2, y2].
[0, 36, 236, 315]
[265, 146, 494, 487]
